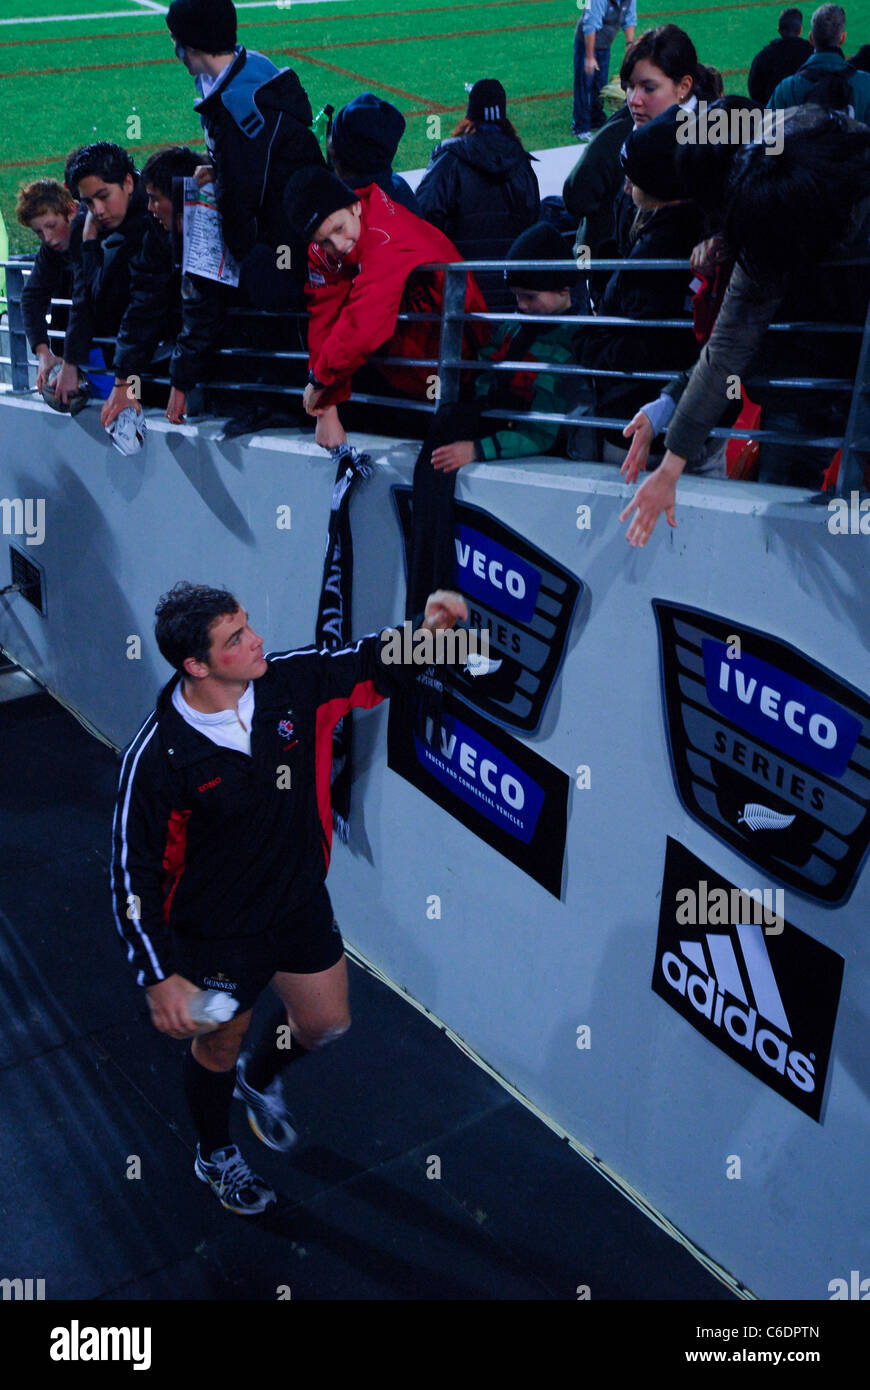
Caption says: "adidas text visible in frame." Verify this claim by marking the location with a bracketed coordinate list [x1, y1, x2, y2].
[661, 950, 815, 1093]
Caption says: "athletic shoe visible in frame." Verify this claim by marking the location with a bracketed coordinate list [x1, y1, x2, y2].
[573, 129, 593, 141]
[235, 1055, 299, 1152]
[194, 1143, 276, 1215]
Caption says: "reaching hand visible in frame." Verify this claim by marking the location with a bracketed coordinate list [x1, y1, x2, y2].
[690, 235, 728, 274]
[619, 453, 685, 546]
[165, 387, 187, 424]
[54, 360, 82, 405]
[101, 382, 141, 429]
[314, 405, 347, 450]
[620, 410, 655, 485]
[35, 349, 61, 392]
[431, 440, 476, 473]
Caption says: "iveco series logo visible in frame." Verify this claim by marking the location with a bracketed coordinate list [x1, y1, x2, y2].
[653, 601, 870, 905]
[393, 489, 582, 733]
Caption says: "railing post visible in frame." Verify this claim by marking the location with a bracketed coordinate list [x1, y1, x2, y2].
[437, 264, 465, 406]
[837, 291, 870, 497]
[5, 264, 31, 392]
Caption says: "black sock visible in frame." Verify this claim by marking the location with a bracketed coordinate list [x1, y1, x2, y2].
[183, 1046, 236, 1158]
[244, 998, 311, 1092]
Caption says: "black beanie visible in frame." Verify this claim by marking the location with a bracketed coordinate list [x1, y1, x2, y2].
[166, 0, 237, 53]
[283, 166, 360, 242]
[504, 221, 579, 290]
[330, 93, 405, 171]
[467, 79, 507, 124]
[620, 105, 688, 203]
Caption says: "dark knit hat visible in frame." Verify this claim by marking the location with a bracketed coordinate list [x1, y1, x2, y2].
[330, 93, 406, 171]
[283, 166, 360, 242]
[504, 221, 579, 290]
[466, 79, 507, 125]
[620, 105, 687, 203]
[166, 0, 237, 53]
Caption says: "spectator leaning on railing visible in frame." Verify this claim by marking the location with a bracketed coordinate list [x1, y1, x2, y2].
[620, 107, 870, 545]
[101, 146, 225, 431]
[283, 167, 488, 452]
[56, 142, 150, 406]
[15, 179, 79, 392]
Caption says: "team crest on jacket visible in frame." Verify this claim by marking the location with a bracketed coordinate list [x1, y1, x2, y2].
[277, 715, 295, 741]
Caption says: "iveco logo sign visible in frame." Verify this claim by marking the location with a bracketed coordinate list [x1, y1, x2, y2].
[654, 601, 870, 905]
[393, 489, 581, 733]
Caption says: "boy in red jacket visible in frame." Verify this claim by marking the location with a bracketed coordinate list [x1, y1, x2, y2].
[283, 168, 488, 447]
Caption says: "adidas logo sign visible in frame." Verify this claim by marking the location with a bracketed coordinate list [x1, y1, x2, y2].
[661, 924, 815, 1094]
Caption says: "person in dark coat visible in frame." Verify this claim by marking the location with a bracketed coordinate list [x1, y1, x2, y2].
[415, 79, 540, 307]
[747, 8, 813, 106]
[327, 93, 420, 216]
[55, 142, 151, 405]
[579, 108, 704, 458]
[100, 146, 225, 430]
[166, 0, 323, 308]
[16, 179, 79, 391]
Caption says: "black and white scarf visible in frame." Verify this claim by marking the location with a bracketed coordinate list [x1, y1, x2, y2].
[315, 444, 372, 842]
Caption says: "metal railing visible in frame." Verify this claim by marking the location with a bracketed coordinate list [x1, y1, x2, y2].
[1, 253, 868, 495]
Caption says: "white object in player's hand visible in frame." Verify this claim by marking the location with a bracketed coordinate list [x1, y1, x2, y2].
[188, 989, 239, 1028]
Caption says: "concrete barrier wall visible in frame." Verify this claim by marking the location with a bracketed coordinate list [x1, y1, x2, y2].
[1, 393, 868, 1299]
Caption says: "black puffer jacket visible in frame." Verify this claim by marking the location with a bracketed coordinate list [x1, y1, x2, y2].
[64, 183, 151, 365]
[416, 128, 540, 260]
[582, 199, 704, 431]
[112, 221, 224, 392]
[194, 47, 324, 263]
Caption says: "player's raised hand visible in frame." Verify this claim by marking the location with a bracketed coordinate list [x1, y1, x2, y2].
[423, 590, 468, 631]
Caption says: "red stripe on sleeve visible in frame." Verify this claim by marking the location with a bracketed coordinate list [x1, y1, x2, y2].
[161, 808, 191, 923]
[314, 681, 382, 866]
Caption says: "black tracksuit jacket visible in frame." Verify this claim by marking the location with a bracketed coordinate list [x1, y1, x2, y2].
[112, 221, 223, 391]
[64, 182, 151, 366]
[20, 213, 81, 353]
[110, 632, 412, 988]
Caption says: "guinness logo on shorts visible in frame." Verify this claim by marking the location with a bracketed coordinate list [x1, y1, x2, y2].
[393, 488, 582, 733]
[203, 974, 238, 993]
[654, 601, 870, 905]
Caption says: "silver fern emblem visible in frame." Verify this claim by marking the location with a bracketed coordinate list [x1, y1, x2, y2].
[737, 803, 796, 831]
[465, 653, 503, 678]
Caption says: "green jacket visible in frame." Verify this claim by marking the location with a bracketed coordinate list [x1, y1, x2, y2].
[474, 318, 587, 461]
[768, 50, 870, 123]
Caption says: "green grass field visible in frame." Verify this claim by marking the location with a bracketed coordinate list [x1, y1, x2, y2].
[0, 0, 811, 252]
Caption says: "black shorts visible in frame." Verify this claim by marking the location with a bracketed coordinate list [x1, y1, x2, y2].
[171, 882, 344, 1015]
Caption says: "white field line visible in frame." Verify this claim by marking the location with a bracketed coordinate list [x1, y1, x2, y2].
[0, 0, 356, 21]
